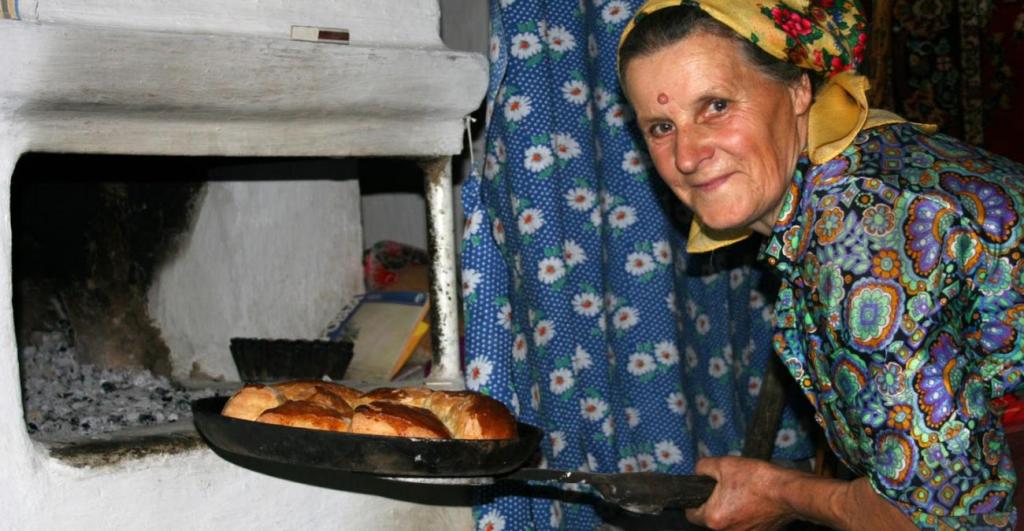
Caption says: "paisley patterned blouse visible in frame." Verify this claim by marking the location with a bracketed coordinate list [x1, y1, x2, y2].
[761, 123, 1024, 529]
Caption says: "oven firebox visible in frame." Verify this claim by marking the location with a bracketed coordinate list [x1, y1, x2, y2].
[13, 154, 378, 442]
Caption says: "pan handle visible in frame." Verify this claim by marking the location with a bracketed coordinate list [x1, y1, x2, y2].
[500, 467, 715, 511]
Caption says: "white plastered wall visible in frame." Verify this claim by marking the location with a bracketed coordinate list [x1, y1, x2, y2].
[148, 162, 364, 382]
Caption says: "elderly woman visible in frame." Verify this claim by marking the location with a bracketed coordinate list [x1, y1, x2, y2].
[618, 1, 1024, 529]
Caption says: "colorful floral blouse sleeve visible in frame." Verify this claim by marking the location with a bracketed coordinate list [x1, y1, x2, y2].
[761, 123, 1024, 529]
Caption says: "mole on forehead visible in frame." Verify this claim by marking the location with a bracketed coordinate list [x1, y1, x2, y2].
[657, 93, 669, 105]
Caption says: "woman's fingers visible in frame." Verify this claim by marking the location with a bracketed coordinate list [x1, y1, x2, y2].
[684, 457, 794, 530]
[685, 457, 723, 527]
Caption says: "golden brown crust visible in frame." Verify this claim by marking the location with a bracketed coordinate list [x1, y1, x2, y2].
[222, 383, 516, 440]
[221, 384, 285, 421]
[273, 380, 362, 403]
[350, 401, 451, 439]
[304, 387, 355, 417]
[354, 387, 433, 408]
[362, 387, 518, 440]
[438, 392, 517, 440]
[255, 401, 351, 432]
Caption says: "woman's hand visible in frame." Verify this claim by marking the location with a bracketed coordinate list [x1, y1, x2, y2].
[684, 456, 918, 531]
[685, 456, 796, 530]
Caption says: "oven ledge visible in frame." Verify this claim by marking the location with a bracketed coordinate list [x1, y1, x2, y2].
[0, 20, 487, 158]
[39, 423, 206, 468]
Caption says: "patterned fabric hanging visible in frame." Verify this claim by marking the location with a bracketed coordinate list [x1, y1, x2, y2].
[460, 1, 815, 528]
[873, 0, 1024, 163]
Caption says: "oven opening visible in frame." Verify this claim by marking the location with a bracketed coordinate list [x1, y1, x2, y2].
[12, 152, 433, 462]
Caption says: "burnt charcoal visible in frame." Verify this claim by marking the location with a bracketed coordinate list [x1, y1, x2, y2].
[19, 329, 218, 438]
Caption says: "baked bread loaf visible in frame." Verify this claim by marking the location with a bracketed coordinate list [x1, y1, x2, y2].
[273, 381, 356, 417]
[220, 384, 285, 421]
[256, 401, 351, 432]
[274, 380, 362, 404]
[355, 387, 517, 440]
[222, 381, 516, 440]
[351, 401, 451, 439]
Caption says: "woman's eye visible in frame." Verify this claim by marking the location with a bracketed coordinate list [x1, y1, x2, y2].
[647, 122, 674, 138]
[710, 99, 728, 113]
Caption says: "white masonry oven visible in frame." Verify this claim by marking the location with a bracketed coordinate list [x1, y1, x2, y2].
[0, 1, 484, 528]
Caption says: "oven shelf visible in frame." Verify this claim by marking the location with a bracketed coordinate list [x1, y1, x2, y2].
[41, 422, 207, 468]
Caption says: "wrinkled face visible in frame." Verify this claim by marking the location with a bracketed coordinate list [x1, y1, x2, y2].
[623, 32, 812, 235]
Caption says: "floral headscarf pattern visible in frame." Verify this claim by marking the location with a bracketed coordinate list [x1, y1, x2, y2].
[619, 0, 869, 78]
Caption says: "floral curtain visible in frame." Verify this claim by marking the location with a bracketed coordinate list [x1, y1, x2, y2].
[459, 1, 814, 529]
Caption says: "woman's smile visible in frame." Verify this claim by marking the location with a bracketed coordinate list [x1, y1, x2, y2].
[693, 172, 734, 193]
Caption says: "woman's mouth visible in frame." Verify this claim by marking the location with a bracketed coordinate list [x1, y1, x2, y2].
[695, 173, 732, 193]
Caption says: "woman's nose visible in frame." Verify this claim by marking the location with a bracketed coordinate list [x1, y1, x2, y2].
[673, 127, 713, 175]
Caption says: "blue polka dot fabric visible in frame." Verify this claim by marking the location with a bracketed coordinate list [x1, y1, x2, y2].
[460, 1, 815, 528]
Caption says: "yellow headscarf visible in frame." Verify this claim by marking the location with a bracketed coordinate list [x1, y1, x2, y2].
[618, 0, 911, 253]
